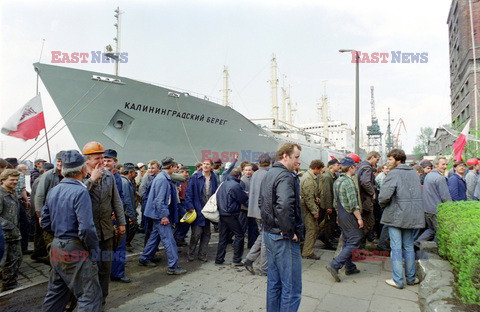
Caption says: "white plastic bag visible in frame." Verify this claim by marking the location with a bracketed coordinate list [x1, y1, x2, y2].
[201, 183, 222, 223]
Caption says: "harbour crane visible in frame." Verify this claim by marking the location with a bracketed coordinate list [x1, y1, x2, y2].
[392, 118, 407, 148]
[367, 86, 382, 153]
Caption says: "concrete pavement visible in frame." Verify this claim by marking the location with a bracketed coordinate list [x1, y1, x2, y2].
[111, 242, 421, 312]
[2, 233, 422, 312]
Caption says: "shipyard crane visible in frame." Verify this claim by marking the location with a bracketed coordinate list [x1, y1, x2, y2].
[385, 108, 395, 153]
[367, 86, 382, 153]
[392, 118, 407, 148]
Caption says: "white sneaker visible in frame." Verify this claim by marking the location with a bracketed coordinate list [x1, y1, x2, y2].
[407, 277, 420, 285]
[385, 279, 404, 289]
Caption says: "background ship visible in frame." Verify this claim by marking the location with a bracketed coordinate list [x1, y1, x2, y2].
[34, 62, 344, 167]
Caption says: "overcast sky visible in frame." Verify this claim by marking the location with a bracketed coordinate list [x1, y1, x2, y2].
[0, 0, 453, 161]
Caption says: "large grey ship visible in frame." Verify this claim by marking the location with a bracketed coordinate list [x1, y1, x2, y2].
[34, 62, 344, 166]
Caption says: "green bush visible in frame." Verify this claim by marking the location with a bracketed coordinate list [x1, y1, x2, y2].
[437, 201, 480, 305]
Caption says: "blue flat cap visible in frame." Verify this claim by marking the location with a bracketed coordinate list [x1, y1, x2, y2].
[161, 157, 175, 168]
[104, 149, 117, 158]
[341, 157, 356, 167]
[62, 150, 87, 168]
[328, 158, 340, 167]
[41, 163, 54, 171]
[123, 162, 135, 171]
[56, 151, 66, 160]
[5, 158, 19, 168]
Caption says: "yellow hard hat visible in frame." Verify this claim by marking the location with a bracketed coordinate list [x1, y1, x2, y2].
[180, 210, 197, 224]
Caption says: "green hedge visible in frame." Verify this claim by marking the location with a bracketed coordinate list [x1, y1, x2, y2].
[437, 201, 480, 305]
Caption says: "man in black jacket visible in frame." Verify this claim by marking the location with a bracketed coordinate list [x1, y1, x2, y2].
[215, 168, 248, 266]
[259, 142, 303, 312]
[356, 151, 380, 242]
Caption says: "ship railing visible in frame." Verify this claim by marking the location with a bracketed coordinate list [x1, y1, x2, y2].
[250, 118, 328, 141]
[137, 79, 223, 105]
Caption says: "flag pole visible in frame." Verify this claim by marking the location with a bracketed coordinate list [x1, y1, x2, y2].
[37, 39, 52, 163]
[469, 1, 478, 150]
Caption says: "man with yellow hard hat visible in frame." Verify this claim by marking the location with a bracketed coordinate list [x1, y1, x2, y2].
[82, 141, 126, 307]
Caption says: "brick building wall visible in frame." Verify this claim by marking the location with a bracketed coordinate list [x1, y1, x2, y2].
[447, 0, 480, 129]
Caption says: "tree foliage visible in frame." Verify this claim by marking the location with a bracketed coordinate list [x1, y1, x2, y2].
[413, 127, 434, 159]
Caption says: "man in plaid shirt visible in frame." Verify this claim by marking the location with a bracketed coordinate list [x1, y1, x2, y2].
[326, 157, 364, 282]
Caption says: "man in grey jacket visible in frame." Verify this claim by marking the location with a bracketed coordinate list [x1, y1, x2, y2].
[379, 149, 425, 289]
[378, 148, 428, 288]
[34, 151, 65, 216]
[34, 151, 65, 261]
[242, 153, 271, 275]
[415, 156, 451, 247]
[82, 141, 126, 307]
[465, 158, 479, 199]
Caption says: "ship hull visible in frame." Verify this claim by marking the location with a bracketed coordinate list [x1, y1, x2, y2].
[34, 63, 343, 166]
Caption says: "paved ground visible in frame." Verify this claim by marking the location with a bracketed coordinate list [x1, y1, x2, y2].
[1, 233, 422, 312]
[111, 247, 421, 312]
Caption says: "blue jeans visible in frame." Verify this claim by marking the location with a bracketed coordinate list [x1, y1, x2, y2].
[389, 227, 416, 287]
[264, 232, 302, 312]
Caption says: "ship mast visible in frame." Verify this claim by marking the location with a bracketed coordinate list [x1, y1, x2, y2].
[286, 85, 292, 126]
[113, 7, 122, 76]
[222, 66, 231, 107]
[281, 75, 287, 124]
[270, 54, 279, 128]
[291, 101, 297, 125]
[317, 81, 329, 143]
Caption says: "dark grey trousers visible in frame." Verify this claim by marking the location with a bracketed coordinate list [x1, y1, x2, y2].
[189, 220, 211, 259]
[414, 213, 438, 246]
[43, 238, 102, 312]
[98, 238, 113, 305]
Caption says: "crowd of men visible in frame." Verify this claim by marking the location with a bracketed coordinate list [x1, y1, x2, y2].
[0, 141, 475, 311]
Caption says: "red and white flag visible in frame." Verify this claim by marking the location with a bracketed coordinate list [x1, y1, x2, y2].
[452, 120, 470, 161]
[1, 94, 46, 141]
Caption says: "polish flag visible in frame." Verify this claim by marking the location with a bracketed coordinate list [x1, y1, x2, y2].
[1, 94, 46, 141]
[452, 120, 470, 161]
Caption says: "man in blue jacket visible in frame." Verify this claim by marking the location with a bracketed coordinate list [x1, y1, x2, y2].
[120, 163, 138, 248]
[415, 156, 451, 246]
[185, 159, 219, 262]
[215, 168, 249, 266]
[139, 157, 186, 275]
[447, 161, 467, 201]
[41, 150, 102, 311]
[103, 149, 130, 283]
